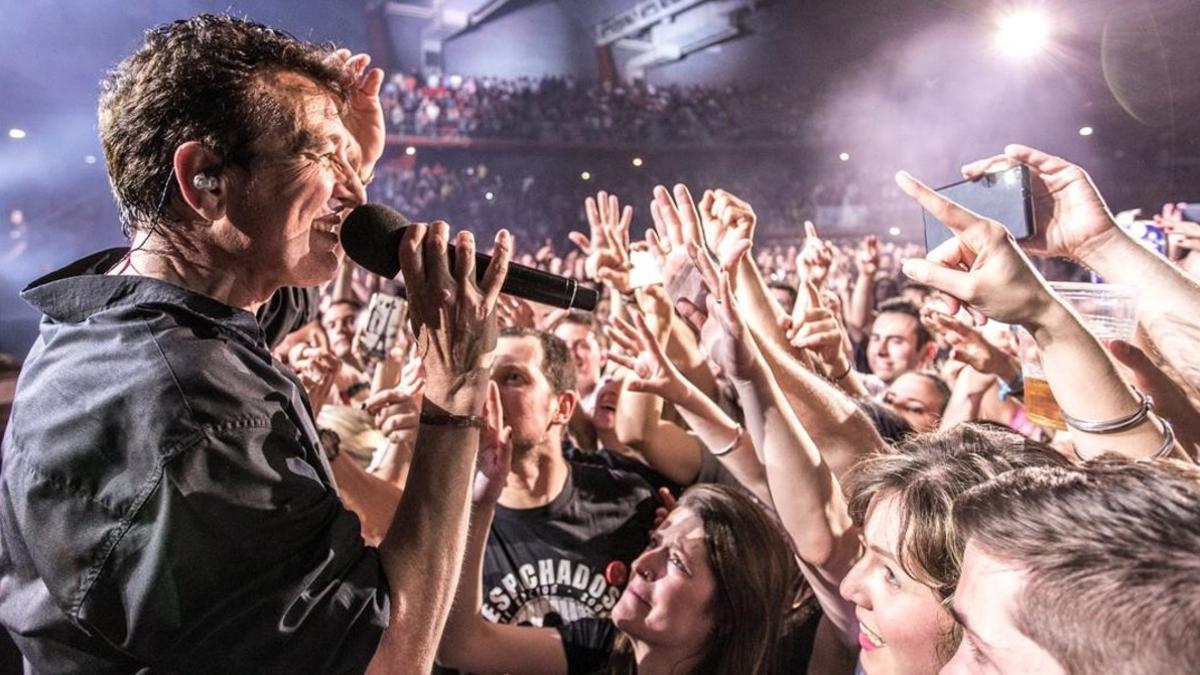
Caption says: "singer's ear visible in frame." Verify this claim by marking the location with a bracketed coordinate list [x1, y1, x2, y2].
[174, 142, 225, 222]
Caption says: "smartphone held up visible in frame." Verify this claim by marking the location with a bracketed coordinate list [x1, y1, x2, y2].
[921, 165, 1036, 252]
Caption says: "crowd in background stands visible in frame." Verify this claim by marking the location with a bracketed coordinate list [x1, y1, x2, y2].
[381, 72, 800, 144]
[370, 156, 897, 250]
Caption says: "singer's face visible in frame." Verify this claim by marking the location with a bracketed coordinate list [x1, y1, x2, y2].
[221, 72, 366, 289]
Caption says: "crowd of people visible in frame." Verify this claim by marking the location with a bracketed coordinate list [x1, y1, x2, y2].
[381, 72, 798, 144]
[2, 14, 1200, 675]
[369, 154, 897, 256]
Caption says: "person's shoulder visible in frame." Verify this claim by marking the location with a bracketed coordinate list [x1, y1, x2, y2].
[132, 306, 291, 424]
[567, 453, 655, 503]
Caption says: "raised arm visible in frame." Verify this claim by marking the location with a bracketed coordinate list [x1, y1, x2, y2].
[964, 145, 1200, 395]
[651, 185, 886, 477]
[366, 224, 513, 674]
[361, 357, 424, 490]
[607, 313, 762, 497]
[689, 247, 860, 642]
[896, 170, 1180, 461]
[845, 235, 879, 342]
[437, 384, 569, 675]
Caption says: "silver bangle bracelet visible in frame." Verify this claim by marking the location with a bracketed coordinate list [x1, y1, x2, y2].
[1061, 390, 1153, 434]
[1073, 417, 1176, 463]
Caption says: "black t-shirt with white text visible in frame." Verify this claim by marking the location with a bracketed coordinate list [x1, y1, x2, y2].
[481, 458, 657, 627]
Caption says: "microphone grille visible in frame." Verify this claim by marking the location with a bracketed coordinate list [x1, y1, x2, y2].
[340, 204, 410, 279]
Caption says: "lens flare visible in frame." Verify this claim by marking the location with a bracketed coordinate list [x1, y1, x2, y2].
[995, 10, 1051, 59]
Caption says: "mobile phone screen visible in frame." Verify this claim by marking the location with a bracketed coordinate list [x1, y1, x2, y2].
[922, 165, 1034, 252]
[357, 293, 406, 360]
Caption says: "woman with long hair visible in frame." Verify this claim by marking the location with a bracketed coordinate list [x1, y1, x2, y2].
[435, 384, 809, 674]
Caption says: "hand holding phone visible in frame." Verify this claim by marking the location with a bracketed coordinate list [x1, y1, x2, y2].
[357, 293, 407, 360]
[922, 165, 1035, 252]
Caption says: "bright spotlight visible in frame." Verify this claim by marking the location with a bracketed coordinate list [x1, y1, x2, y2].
[485, 191, 494, 201]
[888, 226, 901, 237]
[1078, 126, 1094, 136]
[995, 9, 1051, 58]
[8, 128, 26, 139]
[838, 152, 850, 162]
[580, 171, 592, 181]
[632, 157, 643, 167]
[404, 146, 417, 156]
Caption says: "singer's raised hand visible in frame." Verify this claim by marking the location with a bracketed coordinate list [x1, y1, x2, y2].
[399, 222, 512, 415]
[328, 49, 386, 180]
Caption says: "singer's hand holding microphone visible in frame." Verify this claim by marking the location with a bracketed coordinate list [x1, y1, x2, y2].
[341, 204, 600, 312]
[340, 204, 599, 416]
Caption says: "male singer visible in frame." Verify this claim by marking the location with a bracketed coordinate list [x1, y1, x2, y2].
[0, 14, 509, 673]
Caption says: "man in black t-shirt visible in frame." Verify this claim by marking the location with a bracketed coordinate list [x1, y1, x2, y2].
[482, 328, 656, 627]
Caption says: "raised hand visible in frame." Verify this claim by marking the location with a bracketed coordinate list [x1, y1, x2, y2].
[569, 191, 634, 292]
[473, 381, 513, 506]
[785, 281, 851, 375]
[295, 345, 340, 415]
[698, 188, 758, 268]
[693, 244, 760, 380]
[855, 235, 880, 280]
[651, 487, 678, 529]
[960, 145, 1118, 264]
[328, 49, 386, 176]
[1156, 202, 1200, 255]
[400, 222, 511, 414]
[799, 222, 834, 289]
[605, 313, 689, 404]
[362, 358, 426, 444]
[647, 184, 712, 324]
[496, 295, 537, 330]
[894, 171, 1057, 328]
[921, 307, 1020, 382]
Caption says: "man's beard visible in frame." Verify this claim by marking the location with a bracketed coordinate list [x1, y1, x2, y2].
[509, 420, 556, 461]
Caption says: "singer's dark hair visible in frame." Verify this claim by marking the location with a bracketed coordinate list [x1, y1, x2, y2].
[99, 13, 352, 235]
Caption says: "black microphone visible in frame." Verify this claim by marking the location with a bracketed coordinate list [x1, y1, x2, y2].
[340, 204, 599, 312]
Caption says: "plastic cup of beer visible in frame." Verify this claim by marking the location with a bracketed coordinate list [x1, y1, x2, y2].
[1018, 282, 1138, 431]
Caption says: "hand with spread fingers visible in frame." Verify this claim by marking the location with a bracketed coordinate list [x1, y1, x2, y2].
[960, 144, 1118, 263]
[646, 184, 712, 327]
[606, 313, 690, 405]
[496, 295, 537, 330]
[920, 307, 1020, 383]
[569, 190, 634, 293]
[399, 221, 512, 414]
